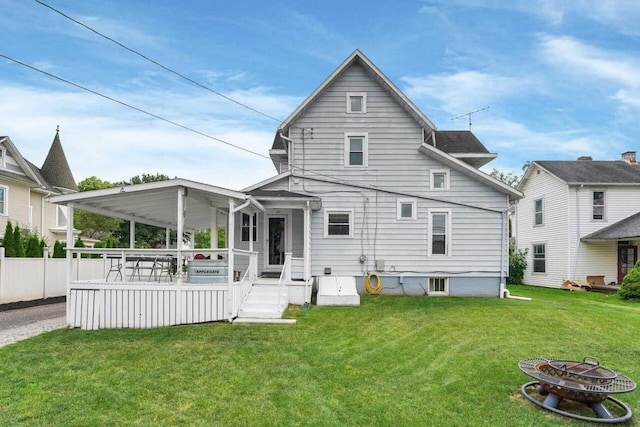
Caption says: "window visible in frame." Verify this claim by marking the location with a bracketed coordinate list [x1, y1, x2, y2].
[344, 133, 368, 167]
[346, 92, 366, 113]
[430, 169, 450, 190]
[0, 186, 7, 216]
[397, 198, 417, 220]
[593, 191, 605, 220]
[533, 244, 546, 273]
[429, 277, 449, 295]
[325, 210, 354, 237]
[241, 213, 257, 242]
[429, 210, 450, 256]
[534, 198, 543, 226]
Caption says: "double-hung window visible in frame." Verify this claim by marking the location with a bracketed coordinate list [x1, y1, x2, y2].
[346, 92, 366, 113]
[534, 198, 543, 226]
[0, 185, 7, 216]
[429, 209, 450, 256]
[430, 169, 450, 190]
[241, 213, 257, 242]
[344, 133, 368, 167]
[533, 243, 546, 273]
[593, 191, 605, 220]
[325, 210, 354, 237]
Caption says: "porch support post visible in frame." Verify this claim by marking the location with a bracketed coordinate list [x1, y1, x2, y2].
[249, 211, 254, 253]
[210, 205, 217, 249]
[65, 203, 75, 325]
[227, 199, 235, 320]
[129, 220, 135, 249]
[165, 228, 170, 249]
[176, 187, 185, 324]
[304, 201, 312, 304]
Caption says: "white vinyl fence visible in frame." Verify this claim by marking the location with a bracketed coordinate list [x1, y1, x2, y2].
[0, 248, 108, 305]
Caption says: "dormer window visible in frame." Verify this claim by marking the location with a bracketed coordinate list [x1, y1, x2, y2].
[347, 92, 367, 113]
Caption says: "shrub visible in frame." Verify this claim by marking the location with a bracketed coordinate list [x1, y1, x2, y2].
[26, 235, 42, 257]
[618, 259, 640, 300]
[507, 248, 528, 285]
[53, 241, 66, 258]
[13, 225, 25, 257]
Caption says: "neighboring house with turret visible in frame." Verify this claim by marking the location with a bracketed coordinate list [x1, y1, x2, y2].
[0, 128, 79, 247]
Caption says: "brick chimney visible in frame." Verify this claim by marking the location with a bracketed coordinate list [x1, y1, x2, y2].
[622, 151, 637, 164]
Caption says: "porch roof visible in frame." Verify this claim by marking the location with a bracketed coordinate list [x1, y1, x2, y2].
[582, 211, 640, 241]
[49, 178, 259, 231]
[248, 189, 322, 210]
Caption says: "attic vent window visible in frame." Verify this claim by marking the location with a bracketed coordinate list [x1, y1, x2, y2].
[347, 92, 366, 113]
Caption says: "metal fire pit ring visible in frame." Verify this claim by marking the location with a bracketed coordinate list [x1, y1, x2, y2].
[521, 381, 633, 424]
[518, 357, 636, 423]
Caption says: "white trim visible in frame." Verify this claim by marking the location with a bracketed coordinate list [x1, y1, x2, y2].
[324, 209, 354, 238]
[346, 92, 367, 114]
[0, 146, 6, 168]
[428, 208, 451, 256]
[430, 168, 450, 190]
[344, 133, 368, 167]
[428, 277, 449, 296]
[241, 171, 291, 192]
[397, 198, 417, 220]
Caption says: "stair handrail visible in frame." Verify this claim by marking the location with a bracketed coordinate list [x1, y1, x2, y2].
[278, 252, 292, 312]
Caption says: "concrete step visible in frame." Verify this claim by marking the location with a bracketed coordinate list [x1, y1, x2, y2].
[233, 318, 296, 324]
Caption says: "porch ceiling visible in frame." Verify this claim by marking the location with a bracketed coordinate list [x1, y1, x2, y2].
[49, 178, 254, 230]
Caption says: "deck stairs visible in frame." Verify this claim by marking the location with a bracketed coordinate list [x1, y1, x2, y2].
[235, 278, 294, 323]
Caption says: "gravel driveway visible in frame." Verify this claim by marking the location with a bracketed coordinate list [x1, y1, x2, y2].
[0, 302, 67, 348]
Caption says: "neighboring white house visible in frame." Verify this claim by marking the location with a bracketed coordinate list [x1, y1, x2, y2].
[240, 49, 522, 296]
[514, 152, 640, 287]
[0, 129, 79, 246]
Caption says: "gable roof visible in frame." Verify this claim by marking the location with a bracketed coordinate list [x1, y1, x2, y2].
[0, 136, 46, 187]
[278, 49, 436, 136]
[582, 211, 640, 241]
[522, 160, 640, 187]
[40, 130, 78, 193]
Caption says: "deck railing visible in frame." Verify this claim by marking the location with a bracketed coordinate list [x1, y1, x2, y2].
[278, 252, 292, 312]
[66, 248, 257, 329]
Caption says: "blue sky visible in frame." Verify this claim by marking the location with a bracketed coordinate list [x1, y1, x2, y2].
[1, 0, 640, 189]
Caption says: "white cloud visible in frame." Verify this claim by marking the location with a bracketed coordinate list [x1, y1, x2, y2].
[0, 83, 291, 190]
[402, 71, 532, 115]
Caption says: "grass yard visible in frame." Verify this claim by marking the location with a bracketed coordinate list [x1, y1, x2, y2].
[1, 285, 639, 426]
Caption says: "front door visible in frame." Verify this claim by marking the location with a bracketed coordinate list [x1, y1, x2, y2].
[618, 246, 637, 284]
[267, 216, 286, 268]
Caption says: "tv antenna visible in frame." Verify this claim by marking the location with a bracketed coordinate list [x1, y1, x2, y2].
[451, 106, 490, 130]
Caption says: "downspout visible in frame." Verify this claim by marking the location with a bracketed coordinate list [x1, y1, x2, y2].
[176, 187, 185, 324]
[501, 197, 532, 301]
[65, 203, 75, 326]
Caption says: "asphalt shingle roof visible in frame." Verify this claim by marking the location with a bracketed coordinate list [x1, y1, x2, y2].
[582, 211, 640, 241]
[40, 131, 78, 192]
[433, 131, 490, 154]
[537, 160, 640, 184]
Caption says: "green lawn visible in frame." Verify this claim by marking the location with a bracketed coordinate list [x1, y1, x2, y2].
[1, 285, 639, 426]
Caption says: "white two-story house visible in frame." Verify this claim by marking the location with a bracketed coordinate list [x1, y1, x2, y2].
[240, 49, 522, 296]
[514, 152, 640, 287]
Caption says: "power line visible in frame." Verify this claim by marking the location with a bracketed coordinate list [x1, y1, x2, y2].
[34, 0, 284, 124]
[0, 53, 271, 160]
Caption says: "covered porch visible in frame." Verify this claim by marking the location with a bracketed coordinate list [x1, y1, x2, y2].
[50, 179, 313, 329]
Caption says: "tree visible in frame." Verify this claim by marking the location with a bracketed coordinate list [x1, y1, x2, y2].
[13, 225, 25, 257]
[114, 173, 171, 248]
[75, 176, 123, 241]
[26, 235, 42, 257]
[53, 240, 66, 258]
[3, 221, 15, 257]
[489, 162, 531, 188]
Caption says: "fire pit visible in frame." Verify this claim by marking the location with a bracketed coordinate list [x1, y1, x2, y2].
[518, 357, 636, 423]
